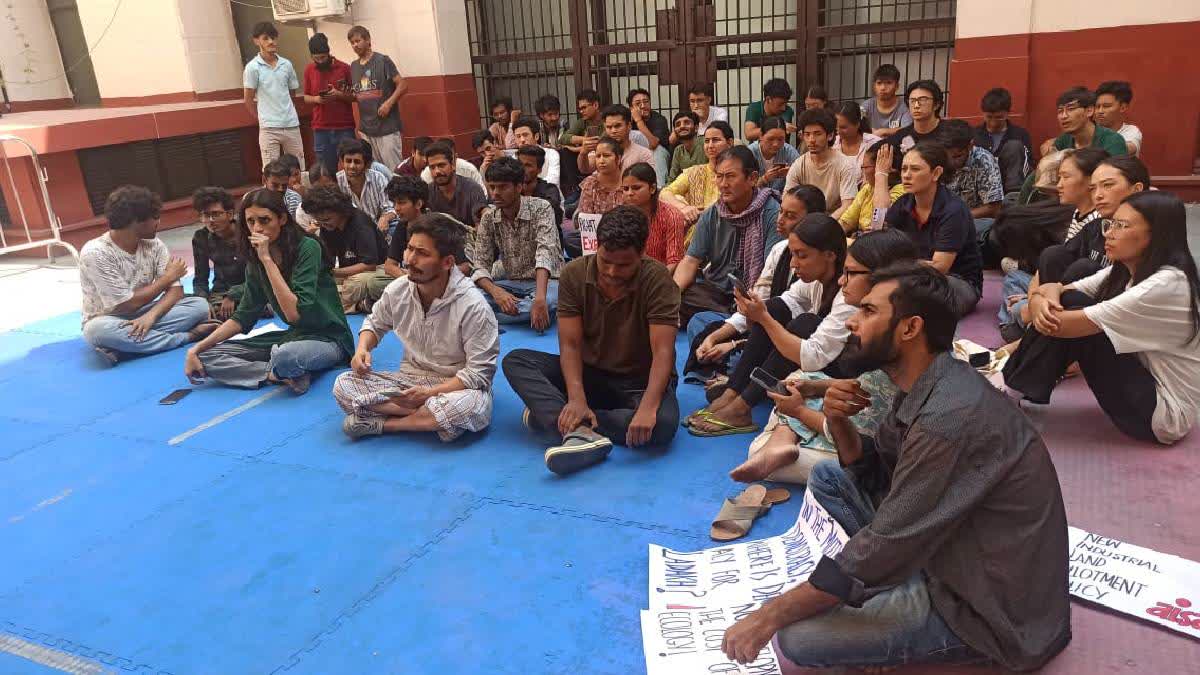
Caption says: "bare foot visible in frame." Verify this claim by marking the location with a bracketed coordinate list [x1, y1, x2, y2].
[1064, 362, 1081, 378]
[730, 444, 800, 482]
[187, 320, 220, 342]
[706, 389, 740, 415]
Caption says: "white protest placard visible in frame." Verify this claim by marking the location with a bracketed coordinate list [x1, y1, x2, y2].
[643, 491, 849, 674]
[575, 213, 601, 255]
[640, 607, 784, 675]
[1068, 527, 1200, 640]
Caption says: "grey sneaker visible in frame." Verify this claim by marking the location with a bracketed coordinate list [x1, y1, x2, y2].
[522, 407, 546, 434]
[544, 426, 613, 476]
[342, 413, 384, 440]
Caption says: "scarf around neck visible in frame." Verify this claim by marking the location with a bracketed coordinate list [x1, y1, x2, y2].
[718, 188, 774, 286]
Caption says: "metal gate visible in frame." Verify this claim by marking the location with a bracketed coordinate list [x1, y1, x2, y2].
[465, 0, 954, 134]
[0, 136, 78, 263]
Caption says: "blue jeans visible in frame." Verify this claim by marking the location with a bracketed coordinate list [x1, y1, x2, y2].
[686, 310, 729, 347]
[82, 295, 209, 355]
[196, 339, 346, 388]
[776, 460, 981, 668]
[998, 269, 1033, 329]
[313, 128, 357, 173]
[484, 279, 559, 327]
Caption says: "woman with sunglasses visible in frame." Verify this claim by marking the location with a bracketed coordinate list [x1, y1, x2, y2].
[1003, 191, 1200, 444]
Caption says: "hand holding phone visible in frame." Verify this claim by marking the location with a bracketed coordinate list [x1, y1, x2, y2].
[749, 367, 789, 395]
[726, 272, 747, 297]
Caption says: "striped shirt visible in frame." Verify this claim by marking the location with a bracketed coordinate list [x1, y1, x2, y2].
[337, 168, 391, 221]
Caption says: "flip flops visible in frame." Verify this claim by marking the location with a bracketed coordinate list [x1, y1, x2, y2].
[686, 410, 760, 437]
[710, 484, 792, 541]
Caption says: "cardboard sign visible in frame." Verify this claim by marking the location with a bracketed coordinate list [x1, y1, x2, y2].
[643, 491, 849, 673]
[575, 213, 601, 255]
[1068, 527, 1200, 640]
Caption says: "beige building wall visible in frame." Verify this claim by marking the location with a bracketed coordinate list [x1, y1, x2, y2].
[0, 0, 73, 104]
[314, 0, 472, 78]
[957, 0, 1200, 38]
[77, 0, 243, 101]
[77, 0, 192, 99]
[177, 0, 244, 95]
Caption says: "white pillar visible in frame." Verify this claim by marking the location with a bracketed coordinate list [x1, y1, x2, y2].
[0, 0, 73, 106]
[77, 0, 192, 101]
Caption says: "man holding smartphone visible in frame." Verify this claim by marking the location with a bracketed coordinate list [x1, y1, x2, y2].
[303, 33, 357, 173]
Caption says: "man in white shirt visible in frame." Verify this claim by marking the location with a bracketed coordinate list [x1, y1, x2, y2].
[420, 136, 486, 189]
[688, 84, 729, 134]
[335, 212, 499, 441]
[335, 138, 392, 227]
[577, 104, 656, 181]
[784, 108, 858, 218]
[508, 117, 560, 186]
[80, 186, 213, 364]
[1095, 80, 1142, 156]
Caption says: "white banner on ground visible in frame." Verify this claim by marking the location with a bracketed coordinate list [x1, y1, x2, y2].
[643, 491, 849, 674]
[575, 213, 601, 255]
[1068, 527, 1200, 640]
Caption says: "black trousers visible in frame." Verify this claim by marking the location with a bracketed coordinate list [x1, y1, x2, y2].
[1038, 244, 1104, 285]
[725, 297, 846, 406]
[1002, 290, 1158, 442]
[502, 348, 680, 447]
[679, 279, 734, 329]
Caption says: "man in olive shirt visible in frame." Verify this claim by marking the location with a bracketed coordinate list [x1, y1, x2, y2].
[503, 206, 681, 476]
[722, 263, 1070, 672]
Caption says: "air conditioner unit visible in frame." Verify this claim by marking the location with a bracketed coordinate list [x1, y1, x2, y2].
[271, 0, 348, 22]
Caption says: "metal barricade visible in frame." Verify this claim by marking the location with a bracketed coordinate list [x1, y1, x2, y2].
[0, 134, 79, 263]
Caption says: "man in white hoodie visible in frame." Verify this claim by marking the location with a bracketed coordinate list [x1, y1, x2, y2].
[334, 212, 500, 441]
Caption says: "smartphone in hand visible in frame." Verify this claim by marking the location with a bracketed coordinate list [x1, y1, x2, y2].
[726, 272, 747, 297]
[749, 367, 789, 395]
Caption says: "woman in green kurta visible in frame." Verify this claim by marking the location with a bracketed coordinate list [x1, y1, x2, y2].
[184, 188, 353, 394]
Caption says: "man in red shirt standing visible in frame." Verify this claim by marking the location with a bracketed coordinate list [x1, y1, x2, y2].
[302, 33, 357, 174]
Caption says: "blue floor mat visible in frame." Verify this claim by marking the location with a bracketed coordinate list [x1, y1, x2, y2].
[0, 315, 802, 674]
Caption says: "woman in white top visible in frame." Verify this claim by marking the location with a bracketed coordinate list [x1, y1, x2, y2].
[1003, 191, 1200, 444]
[832, 101, 881, 186]
[687, 214, 853, 436]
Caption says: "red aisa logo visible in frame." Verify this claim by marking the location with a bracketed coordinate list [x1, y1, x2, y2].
[1146, 598, 1200, 630]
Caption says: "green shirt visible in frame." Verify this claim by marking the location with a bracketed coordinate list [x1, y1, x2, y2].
[668, 139, 708, 182]
[557, 115, 603, 147]
[232, 236, 354, 358]
[1053, 124, 1128, 156]
[744, 100, 795, 125]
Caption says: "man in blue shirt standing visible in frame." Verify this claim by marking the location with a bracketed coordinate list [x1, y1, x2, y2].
[242, 22, 304, 170]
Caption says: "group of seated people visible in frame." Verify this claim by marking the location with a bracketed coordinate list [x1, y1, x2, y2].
[74, 64, 1200, 672]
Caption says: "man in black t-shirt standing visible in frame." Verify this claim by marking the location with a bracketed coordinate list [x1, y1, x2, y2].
[348, 25, 407, 172]
[303, 186, 387, 314]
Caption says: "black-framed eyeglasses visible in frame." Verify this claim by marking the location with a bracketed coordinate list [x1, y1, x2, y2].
[200, 210, 232, 221]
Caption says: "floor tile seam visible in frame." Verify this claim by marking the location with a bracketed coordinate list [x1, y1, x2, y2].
[0, 461, 251, 603]
[478, 496, 700, 540]
[267, 499, 485, 674]
[244, 455, 488, 502]
[81, 427, 249, 461]
[249, 411, 344, 459]
[0, 619, 175, 674]
[0, 426, 79, 464]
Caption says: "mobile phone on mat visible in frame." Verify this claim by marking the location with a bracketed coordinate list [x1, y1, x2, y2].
[159, 388, 192, 405]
